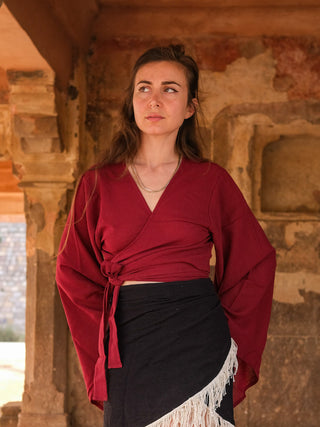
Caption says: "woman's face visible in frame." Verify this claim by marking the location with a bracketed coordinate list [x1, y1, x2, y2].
[132, 61, 195, 140]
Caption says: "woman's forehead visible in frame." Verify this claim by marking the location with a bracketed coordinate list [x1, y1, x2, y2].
[134, 61, 188, 85]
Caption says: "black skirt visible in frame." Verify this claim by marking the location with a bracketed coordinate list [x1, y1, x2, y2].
[104, 278, 237, 427]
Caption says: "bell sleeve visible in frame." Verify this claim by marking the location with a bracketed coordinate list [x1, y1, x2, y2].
[209, 167, 276, 406]
[56, 171, 106, 409]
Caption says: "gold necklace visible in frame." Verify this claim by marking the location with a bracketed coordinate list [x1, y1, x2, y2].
[131, 156, 182, 193]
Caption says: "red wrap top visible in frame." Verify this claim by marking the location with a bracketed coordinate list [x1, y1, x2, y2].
[56, 159, 276, 409]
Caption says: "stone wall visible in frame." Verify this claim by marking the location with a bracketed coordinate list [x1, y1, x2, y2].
[82, 34, 320, 426]
[0, 222, 26, 337]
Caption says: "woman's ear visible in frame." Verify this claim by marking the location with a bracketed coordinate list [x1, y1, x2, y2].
[185, 98, 199, 119]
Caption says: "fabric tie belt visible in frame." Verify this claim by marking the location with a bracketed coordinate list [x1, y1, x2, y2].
[93, 259, 123, 400]
[100, 259, 123, 368]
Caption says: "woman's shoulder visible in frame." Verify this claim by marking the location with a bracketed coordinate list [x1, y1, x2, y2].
[81, 162, 126, 184]
[183, 158, 229, 180]
[182, 159, 242, 199]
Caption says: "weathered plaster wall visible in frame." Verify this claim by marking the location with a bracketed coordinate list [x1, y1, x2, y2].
[83, 34, 320, 426]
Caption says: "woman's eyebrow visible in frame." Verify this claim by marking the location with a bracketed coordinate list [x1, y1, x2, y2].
[136, 80, 152, 86]
[136, 80, 182, 87]
[161, 80, 181, 87]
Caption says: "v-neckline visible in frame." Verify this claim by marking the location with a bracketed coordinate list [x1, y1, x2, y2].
[125, 158, 183, 215]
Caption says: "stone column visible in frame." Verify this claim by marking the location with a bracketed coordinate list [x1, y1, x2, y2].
[18, 183, 69, 427]
[4, 68, 81, 427]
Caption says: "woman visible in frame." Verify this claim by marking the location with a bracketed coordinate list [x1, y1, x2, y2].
[56, 45, 276, 426]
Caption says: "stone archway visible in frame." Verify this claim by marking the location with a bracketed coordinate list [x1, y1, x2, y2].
[0, 4, 102, 424]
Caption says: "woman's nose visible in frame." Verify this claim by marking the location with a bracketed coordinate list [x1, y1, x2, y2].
[148, 93, 161, 108]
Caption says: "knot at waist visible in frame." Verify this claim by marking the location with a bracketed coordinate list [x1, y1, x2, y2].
[100, 259, 124, 287]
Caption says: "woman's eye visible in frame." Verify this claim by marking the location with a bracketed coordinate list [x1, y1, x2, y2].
[138, 86, 150, 93]
[164, 87, 177, 93]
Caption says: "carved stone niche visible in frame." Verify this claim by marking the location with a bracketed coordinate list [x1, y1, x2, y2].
[213, 101, 320, 221]
[261, 133, 320, 214]
[253, 122, 320, 220]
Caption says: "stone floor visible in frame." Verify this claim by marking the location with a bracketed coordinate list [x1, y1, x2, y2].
[0, 342, 24, 408]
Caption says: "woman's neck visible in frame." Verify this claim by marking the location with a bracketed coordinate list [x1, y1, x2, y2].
[135, 134, 179, 168]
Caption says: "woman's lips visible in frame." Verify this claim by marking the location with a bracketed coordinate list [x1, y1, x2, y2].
[146, 115, 164, 122]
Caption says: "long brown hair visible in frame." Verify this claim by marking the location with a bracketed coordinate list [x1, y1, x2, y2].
[100, 44, 206, 165]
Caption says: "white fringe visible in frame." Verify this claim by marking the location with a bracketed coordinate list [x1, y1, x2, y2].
[146, 338, 238, 427]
